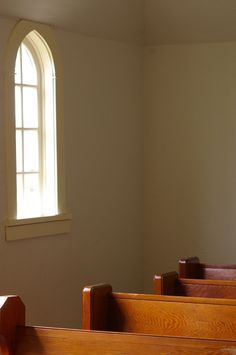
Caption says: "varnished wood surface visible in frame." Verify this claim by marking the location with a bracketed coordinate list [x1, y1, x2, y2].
[13, 326, 236, 355]
[154, 272, 236, 299]
[82, 283, 112, 330]
[180, 278, 236, 298]
[204, 268, 236, 280]
[83, 284, 236, 341]
[0, 295, 236, 354]
[179, 257, 236, 279]
[113, 290, 236, 305]
[109, 296, 236, 340]
[154, 271, 179, 295]
[0, 295, 25, 355]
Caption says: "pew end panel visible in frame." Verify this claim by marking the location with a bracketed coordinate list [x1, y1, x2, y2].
[153, 271, 181, 295]
[0, 296, 25, 355]
[82, 283, 112, 330]
[179, 256, 202, 278]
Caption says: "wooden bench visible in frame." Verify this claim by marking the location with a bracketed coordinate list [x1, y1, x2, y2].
[179, 256, 236, 279]
[2, 295, 236, 354]
[154, 271, 236, 299]
[82, 283, 236, 342]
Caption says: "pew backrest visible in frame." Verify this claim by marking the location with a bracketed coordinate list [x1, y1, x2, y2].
[179, 256, 236, 279]
[154, 271, 236, 299]
[83, 284, 236, 341]
[1, 295, 236, 354]
[13, 326, 236, 355]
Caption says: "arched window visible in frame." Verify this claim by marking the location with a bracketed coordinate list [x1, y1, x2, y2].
[5, 21, 70, 240]
[15, 31, 57, 219]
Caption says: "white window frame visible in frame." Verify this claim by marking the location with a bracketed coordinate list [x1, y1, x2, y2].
[4, 20, 71, 241]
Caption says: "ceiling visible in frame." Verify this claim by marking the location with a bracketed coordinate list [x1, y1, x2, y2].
[1, 0, 236, 46]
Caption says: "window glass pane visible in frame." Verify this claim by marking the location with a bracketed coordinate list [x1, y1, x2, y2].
[15, 47, 21, 84]
[16, 174, 24, 218]
[24, 173, 40, 217]
[23, 130, 39, 172]
[16, 130, 23, 173]
[21, 44, 37, 85]
[15, 86, 22, 128]
[14, 32, 59, 220]
[22, 87, 38, 128]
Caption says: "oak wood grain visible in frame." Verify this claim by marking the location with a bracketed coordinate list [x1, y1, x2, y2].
[0, 295, 236, 354]
[83, 284, 236, 341]
[13, 327, 236, 355]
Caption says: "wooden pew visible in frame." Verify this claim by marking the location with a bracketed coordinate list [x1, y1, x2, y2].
[82, 284, 236, 341]
[154, 271, 236, 299]
[2, 295, 236, 354]
[179, 256, 236, 279]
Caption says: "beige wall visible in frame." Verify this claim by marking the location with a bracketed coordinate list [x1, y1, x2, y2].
[2, 16, 236, 325]
[0, 19, 143, 326]
[144, 42, 236, 290]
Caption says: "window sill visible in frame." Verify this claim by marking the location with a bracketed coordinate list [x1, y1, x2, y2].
[5, 214, 72, 241]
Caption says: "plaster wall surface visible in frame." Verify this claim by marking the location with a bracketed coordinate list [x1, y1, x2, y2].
[0, 18, 143, 326]
[143, 42, 236, 290]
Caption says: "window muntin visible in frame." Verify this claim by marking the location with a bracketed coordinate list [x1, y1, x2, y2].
[14, 32, 58, 220]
